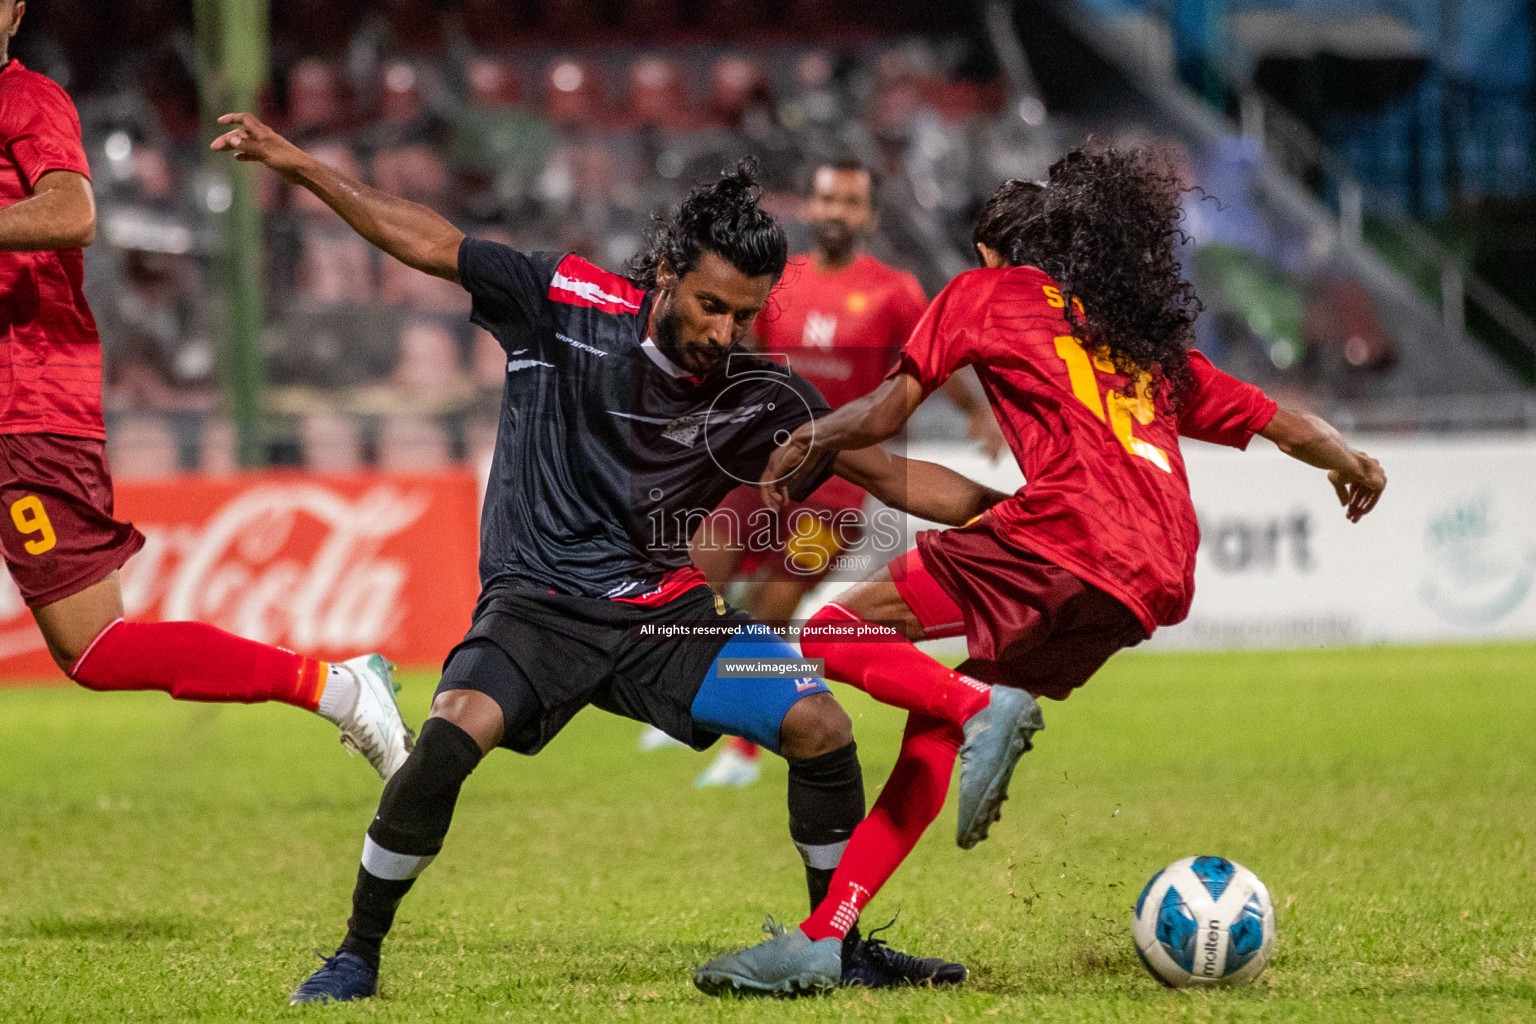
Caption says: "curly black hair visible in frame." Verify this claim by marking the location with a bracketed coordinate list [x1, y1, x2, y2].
[972, 178, 1043, 258]
[979, 144, 1201, 402]
[628, 157, 789, 289]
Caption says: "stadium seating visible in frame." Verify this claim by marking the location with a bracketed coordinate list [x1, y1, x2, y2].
[299, 411, 364, 472]
[373, 144, 449, 206]
[379, 61, 426, 126]
[465, 57, 522, 109]
[391, 320, 467, 404]
[69, 0, 1530, 464]
[286, 59, 346, 135]
[296, 228, 375, 305]
[198, 419, 240, 476]
[378, 414, 454, 471]
[624, 57, 692, 131]
[108, 416, 181, 479]
[707, 55, 772, 128]
[544, 59, 606, 128]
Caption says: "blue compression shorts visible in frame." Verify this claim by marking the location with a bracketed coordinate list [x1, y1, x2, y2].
[689, 623, 832, 753]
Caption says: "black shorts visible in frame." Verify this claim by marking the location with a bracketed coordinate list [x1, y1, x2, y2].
[437, 584, 749, 755]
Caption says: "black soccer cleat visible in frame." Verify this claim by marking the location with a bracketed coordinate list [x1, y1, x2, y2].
[289, 949, 378, 1005]
[841, 924, 968, 988]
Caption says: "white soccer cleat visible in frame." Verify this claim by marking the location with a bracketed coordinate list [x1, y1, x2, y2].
[694, 745, 762, 788]
[638, 725, 687, 751]
[334, 654, 414, 781]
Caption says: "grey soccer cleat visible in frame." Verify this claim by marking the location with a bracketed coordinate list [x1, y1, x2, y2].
[955, 686, 1044, 849]
[694, 917, 842, 997]
[334, 654, 414, 781]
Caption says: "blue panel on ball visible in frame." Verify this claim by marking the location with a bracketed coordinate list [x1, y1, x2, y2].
[1135, 870, 1162, 918]
[1190, 856, 1236, 901]
[1225, 895, 1267, 973]
[1155, 886, 1198, 973]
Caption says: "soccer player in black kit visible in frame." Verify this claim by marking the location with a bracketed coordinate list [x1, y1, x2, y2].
[214, 113, 1011, 1002]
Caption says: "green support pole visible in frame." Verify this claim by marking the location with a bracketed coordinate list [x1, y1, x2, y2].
[194, 0, 269, 468]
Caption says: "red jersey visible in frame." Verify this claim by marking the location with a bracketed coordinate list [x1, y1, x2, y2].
[897, 265, 1277, 633]
[0, 60, 104, 439]
[757, 253, 927, 509]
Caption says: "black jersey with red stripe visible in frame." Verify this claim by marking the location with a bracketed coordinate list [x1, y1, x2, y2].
[459, 238, 834, 602]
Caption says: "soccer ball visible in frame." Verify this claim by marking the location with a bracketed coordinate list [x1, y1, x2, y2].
[1131, 855, 1276, 987]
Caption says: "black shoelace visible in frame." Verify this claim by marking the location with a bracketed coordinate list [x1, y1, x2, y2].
[856, 917, 930, 978]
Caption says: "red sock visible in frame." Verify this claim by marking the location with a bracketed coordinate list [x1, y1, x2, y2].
[801, 713, 961, 941]
[69, 619, 327, 711]
[802, 603, 989, 726]
[727, 735, 760, 761]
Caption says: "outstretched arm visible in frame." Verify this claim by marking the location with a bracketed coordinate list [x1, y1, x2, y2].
[1259, 407, 1385, 522]
[210, 112, 463, 282]
[761, 373, 925, 509]
[0, 170, 95, 251]
[833, 446, 1010, 527]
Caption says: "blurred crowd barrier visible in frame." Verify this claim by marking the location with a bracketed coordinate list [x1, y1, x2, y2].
[0, 470, 482, 681]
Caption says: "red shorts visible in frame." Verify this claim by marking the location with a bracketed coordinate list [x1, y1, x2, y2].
[890, 518, 1147, 701]
[0, 433, 145, 607]
[707, 485, 864, 584]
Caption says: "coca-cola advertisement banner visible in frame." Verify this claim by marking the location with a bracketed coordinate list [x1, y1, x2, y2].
[0, 471, 483, 683]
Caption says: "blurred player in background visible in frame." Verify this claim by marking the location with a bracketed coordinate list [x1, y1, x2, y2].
[694, 147, 1387, 994]
[214, 109, 1010, 1000]
[0, 0, 410, 780]
[670, 159, 1006, 789]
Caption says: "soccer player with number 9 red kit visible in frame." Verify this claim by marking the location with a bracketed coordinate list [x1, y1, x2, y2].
[0, 0, 410, 779]
[694, 148, 1388, 994]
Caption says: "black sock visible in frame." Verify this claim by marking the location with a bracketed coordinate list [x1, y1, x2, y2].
[339, 717, 484, 967]
[786, 741, 865, 961]
[339, 868, 415, 968]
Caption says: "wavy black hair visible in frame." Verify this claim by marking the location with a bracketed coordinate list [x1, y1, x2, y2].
[628, 157, 789, 289]
[979, 144, 1201, 402]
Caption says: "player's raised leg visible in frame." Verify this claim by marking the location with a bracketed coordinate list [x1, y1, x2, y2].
[0, 432, 411, 781]
[43, 574, 412, 780]
[292, 641, 511, 1004]
[802, 557, 1043, 848]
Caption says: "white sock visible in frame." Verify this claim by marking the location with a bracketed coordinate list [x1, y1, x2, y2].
[317, 663, 359, 724]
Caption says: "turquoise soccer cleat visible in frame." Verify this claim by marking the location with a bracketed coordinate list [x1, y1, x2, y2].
[955, 686, 1044, 849]
[694, 918, 842, 997]
[334, 654, 414, 781]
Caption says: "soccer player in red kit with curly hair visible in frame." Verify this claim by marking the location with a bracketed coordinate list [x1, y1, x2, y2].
[0, 0, 411, 779]
[694, 148, 1386, 994]
[681, 159, 1005, 789]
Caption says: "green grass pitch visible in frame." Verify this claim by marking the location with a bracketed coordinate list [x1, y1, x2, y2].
[2, 644, 1534, 1023]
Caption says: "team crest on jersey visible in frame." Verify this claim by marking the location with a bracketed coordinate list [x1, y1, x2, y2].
[662, 413, 707, 447]
[803, 311, 838, 349]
